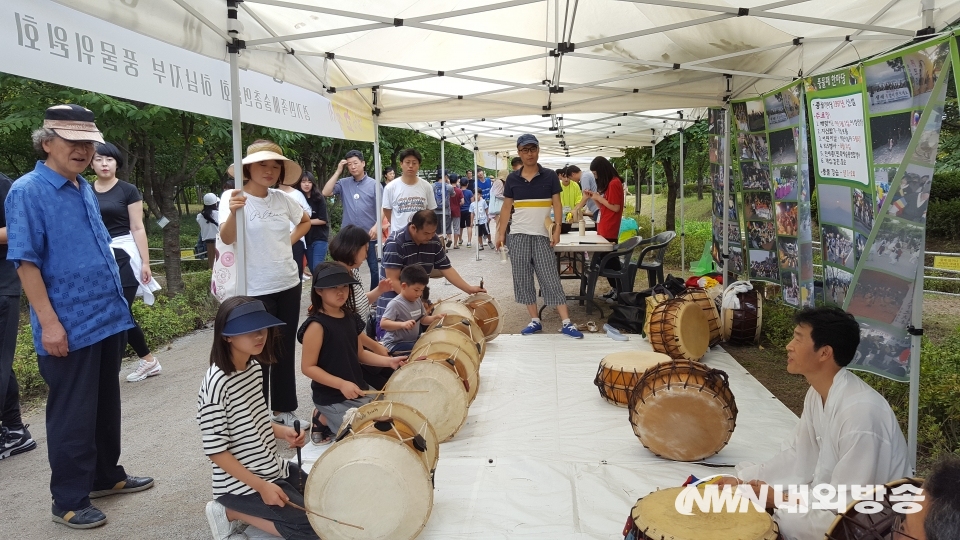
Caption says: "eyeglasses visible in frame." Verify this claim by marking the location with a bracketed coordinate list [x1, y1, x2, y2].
[892, 515, 920, 540]
[518, 146, 538, 154]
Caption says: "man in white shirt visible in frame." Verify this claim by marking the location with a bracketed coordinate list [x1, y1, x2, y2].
[382, 148, 436, 238]
[723, 306, 909, 540]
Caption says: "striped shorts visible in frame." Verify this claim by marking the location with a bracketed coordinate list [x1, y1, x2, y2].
[507, 233, 566, 306]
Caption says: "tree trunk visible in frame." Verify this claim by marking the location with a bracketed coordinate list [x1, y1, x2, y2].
[661, 156, 678, 232]
[159, 177, 184, 295]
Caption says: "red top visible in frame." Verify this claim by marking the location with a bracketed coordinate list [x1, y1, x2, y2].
[451, 187, 463, 217]
[597, 177, 624, 240]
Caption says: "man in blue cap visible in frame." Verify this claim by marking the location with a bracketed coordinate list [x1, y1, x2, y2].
[495, 134, 583, 338]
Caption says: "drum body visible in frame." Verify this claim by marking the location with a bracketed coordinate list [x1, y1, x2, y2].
[628, 487, 781, 540]
[305, 434, 433, 540]
[648, 299, 710, 361]
[383, 361, 469, 442]
[825, 478, 924, 540]
[628, 360, 738, 461]
[426, 313, 486, 360]
[339, 400, 440, 477]
[594, 351, 671, 407]
[409, 329, 481, 404]
[721, 289, 763, 345]
[677, 288, 722, 348]
[462, 293, 503, 342]
[642, 293, 670, 337]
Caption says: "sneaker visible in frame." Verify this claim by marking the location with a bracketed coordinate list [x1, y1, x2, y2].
[0, 426, 37, 460]
[126, 358, 161, 382]
[52, 504, 107, 529]
[479, 245, 484, 251]
[560, 323, 584, 339]
[466, 242, 471, 247]
[453, 245, 460, 249]
[446, 239, 453, 248]
[272, 411, 302, 428]
[206, 501, 249, 540]
[520, 321, 543, 336]
[90, 475, 155, 498]
[488, 241, 495, 250]
[458, 239, 463, 245]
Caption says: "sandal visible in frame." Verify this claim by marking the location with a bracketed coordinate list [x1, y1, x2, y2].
[586, 321, 598, 333]
[311, 409, 334, 446]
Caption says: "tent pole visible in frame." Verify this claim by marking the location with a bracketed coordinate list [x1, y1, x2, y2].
[440, 122, 447, 253]
[228, 0, 246, 296]
[635, 156, 641, 214]
[722, 106, 731, 286]
[473, 140, 480, 261]
[650, 142, 656, 236]
[679, 126, 685, 276]
[373, 110, 383, 277]
[907, 246, 924, 474]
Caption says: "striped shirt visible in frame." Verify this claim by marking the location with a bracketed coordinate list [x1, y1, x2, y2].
[351, 267, 371, 321]
[504, 165, 561, 237]
[197, 361, 288, 497]
[375, 227, 451, 320]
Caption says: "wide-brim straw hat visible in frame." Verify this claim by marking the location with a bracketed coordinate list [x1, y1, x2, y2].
[226, 140, 303, 186]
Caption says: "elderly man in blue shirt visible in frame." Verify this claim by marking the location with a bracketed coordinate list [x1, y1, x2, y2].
[5, 104, 154, 529]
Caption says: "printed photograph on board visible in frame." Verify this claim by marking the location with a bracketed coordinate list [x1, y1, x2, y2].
[709, 136, 720, 163]
[822, 225, 855, 269]
[865, 217, 924, 280]
[767, 88, 802, 130]
[911, 105, 944, 166]
[776, 202, 798, 236]
[800, 243, 814, 280]
[744, 192, 774, 220]
[732, 102, 750, 132]
[865, 57, 912, 114]
[818, 184, 853, 226]
[729, 246, 744, 274]
[854, 322, 911, 380]
[773, 165, 798, 201]
[853, 188, 875, 235]
[714, 191, 739, 221]
[765, 93, 788, 130]
[711, 163, 724, 191]
[824, 266, 853, 305]
[905, 41, 950, 109]
[713, 220, 742, 246]
[799, 206, 813, 239]
[887, 163, 933, 223]
[769, 128, 798, 165]
[749, 249, 779, 280]
[738, 133, 769, 162]
[741, 161, 772, 190]
[855, 232, 868, 263]
[870, 111, 914, 164]
[781, 270, 800, 307]
[847, 269, 914, 326]
[747, 221, 776, 250]
[708, 108, 726, 135]
[778, 237, 799, 270]
[874, 167, 897, 210]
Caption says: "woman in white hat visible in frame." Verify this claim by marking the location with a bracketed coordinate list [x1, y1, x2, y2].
[219, 140, 310, 427]
[197, 193, 220, 270]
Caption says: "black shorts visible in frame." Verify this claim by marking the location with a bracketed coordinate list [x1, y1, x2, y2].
[477, 224, 488, 237]
[460, 214, 472, 229]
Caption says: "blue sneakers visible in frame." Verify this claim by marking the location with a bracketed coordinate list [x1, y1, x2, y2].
[520, 321, 543, 335]
[561, 323, 584, 339]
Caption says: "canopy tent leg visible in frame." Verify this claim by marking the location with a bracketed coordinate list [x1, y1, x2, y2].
[679, 125, 685, 277]
[635, 157, 641, 214]
[473, 140, 480, 261]
[228, 0, 246, 295]
[440, 122, 447, 255]
[373, 103, 383, 278]
[650, 142, 656, 237]
[722, 106, 731, 286]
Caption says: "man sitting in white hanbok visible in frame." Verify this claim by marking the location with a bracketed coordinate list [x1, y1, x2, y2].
[721, 307, 909, 540]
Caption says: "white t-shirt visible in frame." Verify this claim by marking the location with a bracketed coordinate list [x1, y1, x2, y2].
[280, 188, 311, 246]
[218, 189, 304, 296]
[469, 199, 488, 224]
[197, 210, 220, 241]
[382, 178, 437, 235]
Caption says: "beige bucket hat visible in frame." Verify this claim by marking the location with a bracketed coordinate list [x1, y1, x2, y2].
[226, 140, 303, 186]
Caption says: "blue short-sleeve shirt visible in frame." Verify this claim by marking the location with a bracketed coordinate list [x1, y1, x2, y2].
[5, 161, 133, 353]
[332, 174, 381, 232]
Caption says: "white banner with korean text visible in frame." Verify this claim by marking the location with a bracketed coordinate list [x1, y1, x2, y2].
[1, 0, 357, 140]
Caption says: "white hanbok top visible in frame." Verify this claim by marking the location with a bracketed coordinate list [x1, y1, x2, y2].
[736, 368, 909, 540]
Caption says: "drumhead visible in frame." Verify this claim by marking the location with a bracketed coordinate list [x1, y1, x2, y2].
[674, 301, 710, 361]
[383, 361, 469, 442]
[344, 400, 440, 474]
[432, 301, 473, 320]
[427, 314, 486, 360]
[631, 487, 779, 540]
[600, 351, 671, 373]
[305, 435, 433, 540]
[409, 336, 481, 404]
[463, 293, 503, 342]
[825, 477, 924, 540]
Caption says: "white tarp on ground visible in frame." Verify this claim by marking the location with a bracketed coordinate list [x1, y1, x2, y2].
[51, 1, 960, 153]
[285, 334, 798, 540]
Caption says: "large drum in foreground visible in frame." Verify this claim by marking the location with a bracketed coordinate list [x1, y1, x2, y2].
[383, 361, 469, 442]
[337, 401, 440, 479]
[825, 478, 924, 540]
[593, 351, 671, 407]
[627, 486, 781, 540]
[426, 311, 487, 360]
[305, 434, 433, 540]
[462, 293, 503, 341]
[409, 328, 481, 404]
[628, 360, 738, 461]
[676, 288, 722, 348]
[648, 298, 710, 361]
[721, 289, 763, 345]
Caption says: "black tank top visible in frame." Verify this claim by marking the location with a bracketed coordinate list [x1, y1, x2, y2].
[297, 311, 369, 406]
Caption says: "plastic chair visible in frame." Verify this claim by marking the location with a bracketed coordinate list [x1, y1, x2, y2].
[629, 231, 677, 288]
[583, 236, 644, 314]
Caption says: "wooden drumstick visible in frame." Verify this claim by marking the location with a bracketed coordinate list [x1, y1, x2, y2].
[361, 389, 429, 395]
[285, 501, 364, 530]
[434, 293, 463, 304]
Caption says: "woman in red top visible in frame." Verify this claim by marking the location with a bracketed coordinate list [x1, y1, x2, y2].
[583, 156, 624, 297]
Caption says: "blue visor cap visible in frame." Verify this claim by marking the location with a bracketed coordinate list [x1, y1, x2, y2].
[222, 300, 285, 336]
[313, 264, 361, 290]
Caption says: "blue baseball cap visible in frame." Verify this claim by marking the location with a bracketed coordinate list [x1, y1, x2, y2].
[222, 300, 285, 336]
[516, 134, 539, 148]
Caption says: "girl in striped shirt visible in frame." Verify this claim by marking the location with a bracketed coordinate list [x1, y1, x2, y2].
[197, 297, 317, 540]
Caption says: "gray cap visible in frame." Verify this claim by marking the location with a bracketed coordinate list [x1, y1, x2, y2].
[516, 134, 539, 148]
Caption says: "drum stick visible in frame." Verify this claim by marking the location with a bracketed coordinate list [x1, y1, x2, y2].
[480, 278, 484, 289]
[293, 420, 303, 492]
[285, 501, 364, 530]
[360, 390, 429, 395]
[434, 293, 463, 304]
